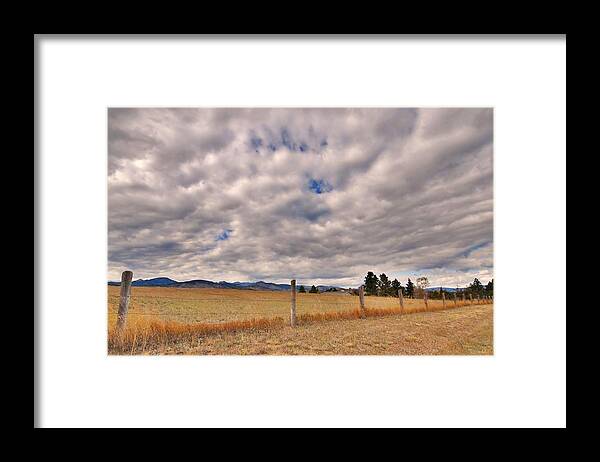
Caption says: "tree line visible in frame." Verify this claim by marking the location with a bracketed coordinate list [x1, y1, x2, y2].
[298, 285, 320, 294]
[298, 285, 343, 293]
[294, 275, 493, 299]
[361, 271, 493, 298]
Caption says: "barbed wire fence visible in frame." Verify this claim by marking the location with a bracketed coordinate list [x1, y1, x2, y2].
[111, 271, 493, 333]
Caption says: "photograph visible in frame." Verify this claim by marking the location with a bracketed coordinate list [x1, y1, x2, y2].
[107, 107, 494, 355]
[36, 35, 566, 429]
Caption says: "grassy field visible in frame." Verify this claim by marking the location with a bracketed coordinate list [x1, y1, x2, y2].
[107, 286, 492, 355]
[156, 304, 493, 355]
[107, 286, 478, 323]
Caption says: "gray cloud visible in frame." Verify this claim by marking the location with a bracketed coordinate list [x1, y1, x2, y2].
[108, 108, 493, 287]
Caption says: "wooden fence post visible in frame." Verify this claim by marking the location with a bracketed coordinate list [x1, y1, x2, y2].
[453, 292, 457, 307]
[469, 293, 473, 305]
[358, 285, 366, 318]
[290, 279, 297, 327]
[441, 288, 446, 310]
[116, 270, 133, 332]
[424, 290, 428, 310]
[398, 289, 404, 313]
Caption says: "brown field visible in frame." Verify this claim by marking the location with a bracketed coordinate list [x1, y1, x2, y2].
[160, 304, 493, 355]
[107, 287, 493, 355]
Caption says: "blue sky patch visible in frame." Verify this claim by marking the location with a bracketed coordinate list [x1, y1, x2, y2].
[216, 229, 233, 241]
[281, 128, 295, 151]
[250, 136, 262, 152]
[463, 241, 491, 257]
[308, 178, 333, 194]
[249, 127, 325, 154]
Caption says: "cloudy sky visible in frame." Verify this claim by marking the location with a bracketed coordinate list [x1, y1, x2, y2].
[108, 108, 493, 288]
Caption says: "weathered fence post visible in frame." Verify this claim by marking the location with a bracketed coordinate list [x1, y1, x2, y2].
[453, 292, 457, 307]
[424, 290, 428, 310]
[358, 285, 366, 318]
[116, 270, 133, 332]
[398, 288, 404, 313]
[469, 293, 473, 305]
[290, 279, 297, 327]
[462, 293, 466, 304]
[441, 288, 446, 310]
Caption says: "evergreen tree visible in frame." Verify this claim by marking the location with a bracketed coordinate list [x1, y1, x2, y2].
[364, 271, 379, 296]
[378, 273, 392, 296]
[485, 279, 493, 297]
[391, 278, 401, 297]
[298, 285, 306, 293]
[469, 278, 484, 297]
[405, 278, 415, 298]
[309, 285, 319, 294]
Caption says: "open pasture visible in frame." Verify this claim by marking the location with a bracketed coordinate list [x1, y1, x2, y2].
[156, 303, 494, 356]
[107, 286, 466, 326]
[107, 286, 490, 355]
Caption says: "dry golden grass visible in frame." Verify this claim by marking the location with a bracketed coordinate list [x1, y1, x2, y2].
[107, 286, 492, 355]
[108, 316, 285, 355]
[196, 304, 494, 355]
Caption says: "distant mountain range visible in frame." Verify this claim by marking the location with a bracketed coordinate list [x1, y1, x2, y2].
[108, 277, 344, 292]
[424, 287, 461, 292]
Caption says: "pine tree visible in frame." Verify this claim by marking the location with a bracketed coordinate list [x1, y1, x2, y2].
[364, 271, 379, 296]
[485, 279, 493, 297]
[391, 278, 401, 297]
[298, 285, 306, 293]
[405, 278, 415, 298]
[309, 285, 319, 294]
[378, 273, 391, 296]
[469, 278, 484, 297]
